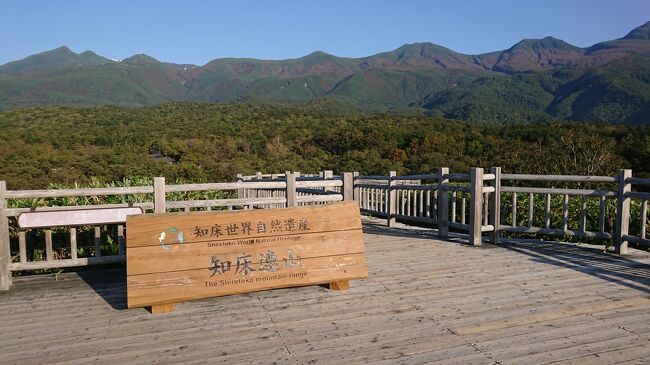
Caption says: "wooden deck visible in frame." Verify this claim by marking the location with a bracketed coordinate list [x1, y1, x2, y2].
[2, 219, 650, 365]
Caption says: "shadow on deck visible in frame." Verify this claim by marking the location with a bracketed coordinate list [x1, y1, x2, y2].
[500, 239, 650, 295]
[78, 268, 127, 310]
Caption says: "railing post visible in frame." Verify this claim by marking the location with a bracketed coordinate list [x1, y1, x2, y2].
[255, 171, 262, 198]
[387, 171, 397, 227]
[236, 173, 244, 199]
[0, 181, 12, 290]
[438, 167, 449, 238]
[270, 173, 279, 209]
[353, 172, 359, 202]
[615, 169, 632, 254]
[286, 172, 297, 208]
[323, 170, 334, 192]
[153, 177, 166, 213]
[469, 168, 484, 246]
[489, 167, 501, 244]
[342, 172, 354, 201]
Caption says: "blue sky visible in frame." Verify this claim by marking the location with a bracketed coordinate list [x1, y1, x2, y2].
[1, 0, 649, 66]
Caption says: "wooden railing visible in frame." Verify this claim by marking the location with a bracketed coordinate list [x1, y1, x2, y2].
[352, 168, 648, 251]
[499, 173, 618, 240]
[237, 170, 344, 207]
[354, 168, 496, 245]
[352, 167, 649, 253]
[0, 175, 353, 290]
[1, 167, 648, 291]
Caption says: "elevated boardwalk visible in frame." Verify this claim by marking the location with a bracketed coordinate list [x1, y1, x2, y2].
[1, 219, 650, 365]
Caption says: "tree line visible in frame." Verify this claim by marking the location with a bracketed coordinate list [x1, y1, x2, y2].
[0, 102, 648, 190]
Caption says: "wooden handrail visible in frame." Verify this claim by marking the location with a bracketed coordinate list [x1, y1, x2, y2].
[501, 174, 617, 183]
[2, 167, 649, 288]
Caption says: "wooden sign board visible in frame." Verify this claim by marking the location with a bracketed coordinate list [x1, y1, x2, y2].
[126, 201, 367, 312]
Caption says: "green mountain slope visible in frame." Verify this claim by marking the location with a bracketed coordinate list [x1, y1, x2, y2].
[414, 55, 650, 124]
[0, 46, 113, 75]
[1, 21, 650, 124]
[0, 53, 189, 109]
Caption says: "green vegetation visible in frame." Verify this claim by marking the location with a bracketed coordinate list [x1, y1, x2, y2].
[1, 103, 649, 191]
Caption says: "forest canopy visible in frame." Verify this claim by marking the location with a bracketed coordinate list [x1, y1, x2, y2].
[0, 102, 648, 190]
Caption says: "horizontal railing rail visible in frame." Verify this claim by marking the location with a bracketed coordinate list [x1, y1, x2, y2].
[4, 202, 155, 217]
[500, 186, 616, 196]
[5, 186, 154, 199]
[502, 174, 618, 183]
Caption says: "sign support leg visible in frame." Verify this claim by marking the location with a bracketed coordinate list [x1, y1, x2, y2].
[329, 280, 350, 290]
[150, 303, 176, 314]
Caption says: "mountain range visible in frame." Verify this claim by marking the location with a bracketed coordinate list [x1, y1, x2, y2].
[2, 21, 650, 124]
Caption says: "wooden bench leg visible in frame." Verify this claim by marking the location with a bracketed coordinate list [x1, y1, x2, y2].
[329, 280, 349, 291]
[150, 303, 176, 314]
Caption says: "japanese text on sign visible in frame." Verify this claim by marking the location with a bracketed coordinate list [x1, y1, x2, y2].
[194, 218, 310, 239]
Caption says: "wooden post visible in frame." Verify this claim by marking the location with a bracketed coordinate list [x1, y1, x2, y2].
[430, 190, 435, 219]
[489, 167, 501, 244]
[599, 196, 606, 235]
[93, 226, 100, 258]
[286, 172, 297, 208]
[236, 173, 243, 199]
[451, 192, 457, 223]
[154, 177, 166, 214]
[640, 200, 647, 239]
[342, 173, 354, 201]
[469, 168, 484, 246]
[562, 194, 569, 231]
[255, 172, 262, 200]
[387, 171, 397, 227]
[0, 181, 11, 290]
[353, 172, 359, 202]
[512, 193, 517, 227]
[545, 194, 551, 229]
[438, 167, 449, 238]
[323, 170, 334, 192]
[527, 193, 534, 228]
[580, 195, 587, 234]
[117, 225, 125, 257]
[18, 231, 26, 263]
[615, 169, 632, 255]
[70, 227, 77, 260]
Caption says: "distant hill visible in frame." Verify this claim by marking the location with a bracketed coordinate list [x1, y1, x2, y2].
[1, 21, 650, 124]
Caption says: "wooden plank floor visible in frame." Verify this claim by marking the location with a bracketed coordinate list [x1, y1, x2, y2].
[1, 219, 650, 365]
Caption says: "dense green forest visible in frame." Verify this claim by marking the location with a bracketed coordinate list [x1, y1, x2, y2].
[0, 102, 649, 190]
